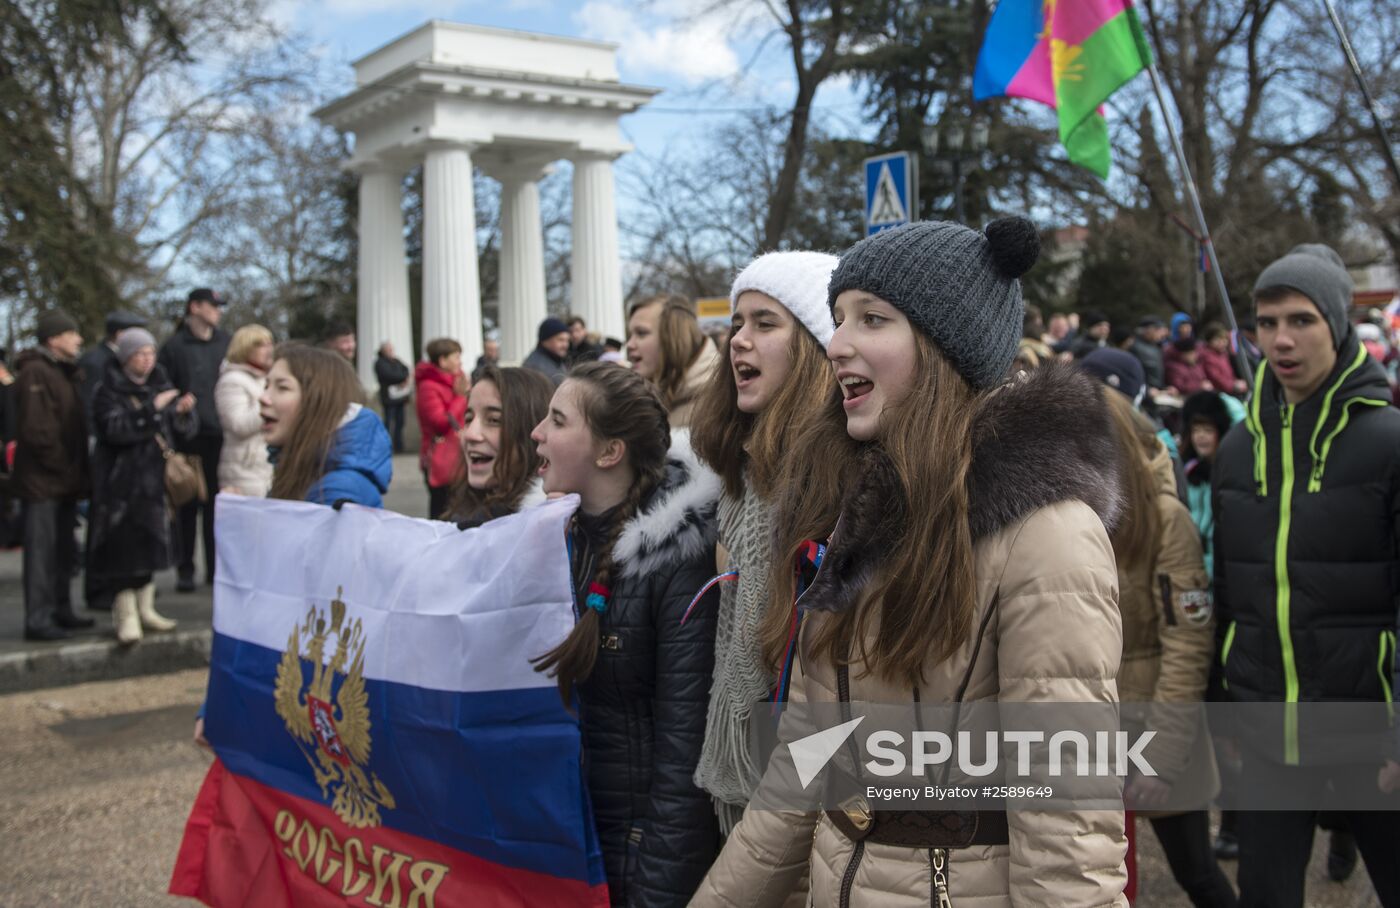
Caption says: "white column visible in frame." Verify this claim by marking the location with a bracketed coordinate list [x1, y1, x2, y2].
[356, 166, 413, 394]
[422, 144, 483, 367]
[571, 153, 626, 344]
[497, 167, 550, 366]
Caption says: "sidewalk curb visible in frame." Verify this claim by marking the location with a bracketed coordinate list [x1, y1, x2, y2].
[0, 628, 211, 694]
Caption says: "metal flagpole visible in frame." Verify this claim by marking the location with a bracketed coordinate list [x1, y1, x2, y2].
[1321, 0, 1400, 191]
[1145, 62, 1254, 389]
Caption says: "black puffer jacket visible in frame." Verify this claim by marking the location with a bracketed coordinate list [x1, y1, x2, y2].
[88, 361, 197, 581]
[576, 434, 722, 907]
[1214, 329, 1400, 761]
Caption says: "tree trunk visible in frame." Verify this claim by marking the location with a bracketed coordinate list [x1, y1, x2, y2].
[761, 74, 819, 251]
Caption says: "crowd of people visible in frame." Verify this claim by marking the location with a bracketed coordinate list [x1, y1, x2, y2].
[10, 292, 393, 644]
[7, 219, 1400, 907]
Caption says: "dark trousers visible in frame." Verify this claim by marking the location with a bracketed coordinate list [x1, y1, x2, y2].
[1238, 809, 1400, 906]
[1149, 811, 1238, 907]
[174, 435, 222, 581]
[383, 400, 406, 453]
[428, 482, 450, 521]
[1236, 759, 1400, 908]
[22, 499, 77, 632]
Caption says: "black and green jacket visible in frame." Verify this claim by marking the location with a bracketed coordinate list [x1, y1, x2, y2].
[1213, 329, 1400, 763]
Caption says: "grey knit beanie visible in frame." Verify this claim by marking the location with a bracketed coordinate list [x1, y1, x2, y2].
[1253, 243, 1352, 351]
[827, 218, 1041, 389]
[115, 328, 156, 364]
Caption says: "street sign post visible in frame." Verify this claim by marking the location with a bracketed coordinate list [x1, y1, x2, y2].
[864, 151, 918, 236]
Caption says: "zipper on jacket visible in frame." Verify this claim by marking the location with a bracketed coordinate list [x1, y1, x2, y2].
[837, 839, 865, 908]
[1306, 346, 1383, 492]
[1309, 397, 1389, 492]
[1158, 574, 1177, 627]
[931, 848, 953, 908]
[1220, 620, 1236, 691]
[1380, 630, 1396, 722]
[1247, 361, 1270, 496]
[1276, 403, 1301, 765]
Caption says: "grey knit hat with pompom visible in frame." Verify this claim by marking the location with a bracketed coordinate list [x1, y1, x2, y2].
[827, 217, 1041, 389]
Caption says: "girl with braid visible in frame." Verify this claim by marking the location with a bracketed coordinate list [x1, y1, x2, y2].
[688, 251, 840, 833]
[530, 361, 723, 907]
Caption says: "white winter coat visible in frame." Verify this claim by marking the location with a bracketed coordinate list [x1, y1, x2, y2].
[214, 361, 272, 497]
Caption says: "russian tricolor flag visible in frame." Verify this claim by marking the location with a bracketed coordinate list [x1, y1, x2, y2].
[171, 494, 607, 907]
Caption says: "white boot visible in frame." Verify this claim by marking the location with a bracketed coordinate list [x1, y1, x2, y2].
[113, 590, 142, 645]
[136, 583, 176, 632]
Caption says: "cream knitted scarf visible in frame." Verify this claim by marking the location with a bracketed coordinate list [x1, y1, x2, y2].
[693, 479, 775, 832]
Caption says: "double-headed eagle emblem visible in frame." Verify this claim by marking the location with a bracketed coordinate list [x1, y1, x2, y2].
[273, 587, 396, 828]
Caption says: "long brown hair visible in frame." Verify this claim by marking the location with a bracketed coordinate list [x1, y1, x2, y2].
[445, 365, 554, 522]
[531, 362, 672, 704]
[691, 317, 833, 500]
[267, 345, 366, 501]
[761, 332, 982, 687]
[1101, 386, 1161, 571]
[629, 295, 707, 409]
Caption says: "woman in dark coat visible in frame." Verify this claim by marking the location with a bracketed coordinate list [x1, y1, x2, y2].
[88, 329, 197, 643]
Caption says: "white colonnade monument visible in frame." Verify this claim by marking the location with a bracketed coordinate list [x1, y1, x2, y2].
[314, 22, 657, 392]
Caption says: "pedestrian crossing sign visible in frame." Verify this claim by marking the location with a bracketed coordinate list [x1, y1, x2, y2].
[864, 152, 917, 236]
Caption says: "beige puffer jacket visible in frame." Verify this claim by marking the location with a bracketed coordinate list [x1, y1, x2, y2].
[1117, 434, 1217, 801]
[692, 364, 1130, 908]
[668, 340, 723, 429]
[214, 361, 272, 497]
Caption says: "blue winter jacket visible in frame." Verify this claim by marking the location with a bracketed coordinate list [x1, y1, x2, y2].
[198, 406, 390, 724]
[304, 405, 393, 508]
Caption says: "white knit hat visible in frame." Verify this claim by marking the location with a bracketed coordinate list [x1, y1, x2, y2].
[729, 251, 839, 348]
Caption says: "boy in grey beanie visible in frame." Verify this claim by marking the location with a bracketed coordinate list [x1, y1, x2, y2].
[1216, 243, 1400, 907]
[1252, 243, 1353, 352]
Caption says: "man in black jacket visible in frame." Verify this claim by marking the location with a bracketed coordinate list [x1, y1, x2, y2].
[158, 288, 228, 591]
[566, 315, 602, 364]
[14, 311, 95, 639]
[373, 341, 411, 454]
[1213, 243, 1400, 907]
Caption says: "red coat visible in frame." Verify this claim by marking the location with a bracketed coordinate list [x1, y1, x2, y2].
[414, 360, 467, 467]
[1164, 346, 1212, 396]
[1198, 345, 1238, 394]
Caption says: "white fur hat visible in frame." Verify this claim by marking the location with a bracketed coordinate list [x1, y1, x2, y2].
[729, 251, 839, 348]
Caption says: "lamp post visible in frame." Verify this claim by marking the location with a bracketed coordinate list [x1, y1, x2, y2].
[921, 117, 990, 224]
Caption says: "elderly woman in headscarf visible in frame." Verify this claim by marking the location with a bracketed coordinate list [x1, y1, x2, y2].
[87, 328, 198, 644]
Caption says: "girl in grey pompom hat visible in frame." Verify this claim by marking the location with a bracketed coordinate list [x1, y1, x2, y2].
[696, 216, 1131, 908]
[827, 217, 1041, 390]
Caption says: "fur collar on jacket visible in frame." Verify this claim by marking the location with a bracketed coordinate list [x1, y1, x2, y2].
[518, 477, 548, 510]
[613, 428, 721, 580]
[806, 363, 1122, 613]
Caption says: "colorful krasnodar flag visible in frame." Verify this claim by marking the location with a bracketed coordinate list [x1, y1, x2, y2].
[170, 494, 608, 908]
[974, 0, 1154, 177]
